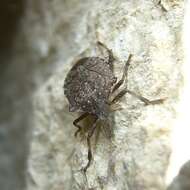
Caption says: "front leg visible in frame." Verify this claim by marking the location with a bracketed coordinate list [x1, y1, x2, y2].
[112, 54, 132, 93]
[73, 112, 89, 137]
[97, 41, 115, 70]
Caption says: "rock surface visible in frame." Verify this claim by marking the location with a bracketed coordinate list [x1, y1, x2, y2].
[0, 0, 185, 190]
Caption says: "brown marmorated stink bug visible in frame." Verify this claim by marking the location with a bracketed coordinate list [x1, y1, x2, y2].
[64, 42, 165, 172]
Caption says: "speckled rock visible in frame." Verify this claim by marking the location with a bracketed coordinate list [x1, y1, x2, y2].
[24, 1, 185, 190]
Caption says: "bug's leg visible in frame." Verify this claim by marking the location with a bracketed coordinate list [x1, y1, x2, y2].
[83, 118, 98, 173]
[112, 54, 132, 93]
[110, 89, 128, 104]
[109, 54, 165, 105]
[158, 0, 167, 12]
[124, 89, 165, 105]
[110, 89, 165, 105]
[97, 41, 115, 69]
[73, 113, 89, 137]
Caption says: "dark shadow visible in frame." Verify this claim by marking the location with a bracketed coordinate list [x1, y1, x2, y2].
[0, 0, 25, 72]
[0, 1, 27, 190]
[167, 160, 190, 190]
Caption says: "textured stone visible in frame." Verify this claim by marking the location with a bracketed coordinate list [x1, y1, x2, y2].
[22, 0, 185, 190]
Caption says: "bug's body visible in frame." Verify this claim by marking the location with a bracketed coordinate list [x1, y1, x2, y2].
[64, 57, 116, 120]
[63, 42, 164, 173]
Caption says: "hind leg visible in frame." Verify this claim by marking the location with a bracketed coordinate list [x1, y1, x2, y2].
[111, 89, 165, 105]
[124, 90, 165, 105]
[110, 54, 165, 105]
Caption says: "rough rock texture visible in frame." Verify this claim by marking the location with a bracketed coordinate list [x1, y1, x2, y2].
[22, 0, 185, 190]
[166, 1, 190, 189]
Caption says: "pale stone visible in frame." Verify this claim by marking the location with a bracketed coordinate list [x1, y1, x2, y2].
[22, 0, 185, 190]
